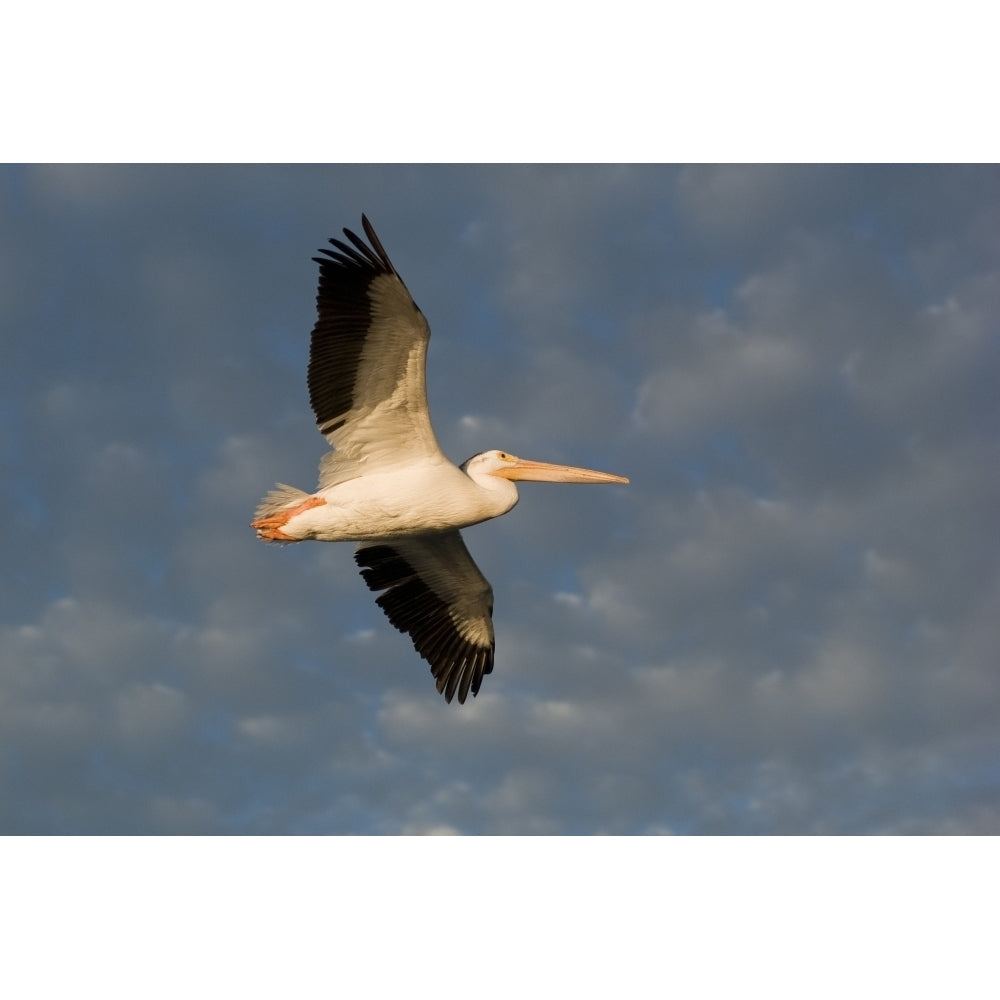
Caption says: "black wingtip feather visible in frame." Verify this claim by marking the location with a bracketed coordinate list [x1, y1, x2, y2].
[355, 544, 494, 705]
[307, 215, 420, 436]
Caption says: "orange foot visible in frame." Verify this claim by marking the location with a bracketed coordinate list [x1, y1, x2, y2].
[251, 496, 326, 541]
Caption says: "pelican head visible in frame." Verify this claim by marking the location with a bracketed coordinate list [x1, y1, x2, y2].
[463, 449, 629, 485]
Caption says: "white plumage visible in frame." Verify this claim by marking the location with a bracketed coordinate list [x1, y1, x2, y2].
[252, 216, 628, 703]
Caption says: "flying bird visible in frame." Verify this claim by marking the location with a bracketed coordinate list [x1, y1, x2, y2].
[252, 216, 629, 703]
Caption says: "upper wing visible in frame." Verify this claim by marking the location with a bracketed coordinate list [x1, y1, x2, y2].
[355, 532, 495, 704]
[309, 216, 444, 487]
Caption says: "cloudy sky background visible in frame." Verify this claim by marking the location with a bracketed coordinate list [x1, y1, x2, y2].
[2, 163, 997, 836]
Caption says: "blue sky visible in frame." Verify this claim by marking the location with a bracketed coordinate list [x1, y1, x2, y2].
[2, 163, 997, 836]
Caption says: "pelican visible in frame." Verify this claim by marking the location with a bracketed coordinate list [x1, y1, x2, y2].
[252, 216, 628, 703]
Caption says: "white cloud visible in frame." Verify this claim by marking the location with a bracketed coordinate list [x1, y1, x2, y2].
[3, 164, 998, 835]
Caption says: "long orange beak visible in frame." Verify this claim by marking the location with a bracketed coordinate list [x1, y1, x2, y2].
[493, 456, 629, 484]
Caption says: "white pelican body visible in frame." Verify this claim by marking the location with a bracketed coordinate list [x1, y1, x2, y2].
[252, 216, 628, 703]
[256, 454, 512, 542]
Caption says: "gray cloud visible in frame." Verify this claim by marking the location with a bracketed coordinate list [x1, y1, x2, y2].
[2, 164, 997, 834]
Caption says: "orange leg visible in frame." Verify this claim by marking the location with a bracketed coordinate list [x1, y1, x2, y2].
[251, 495, 326, 541]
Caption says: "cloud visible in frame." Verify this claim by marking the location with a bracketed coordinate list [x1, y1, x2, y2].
[2, 164, 998, 834]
